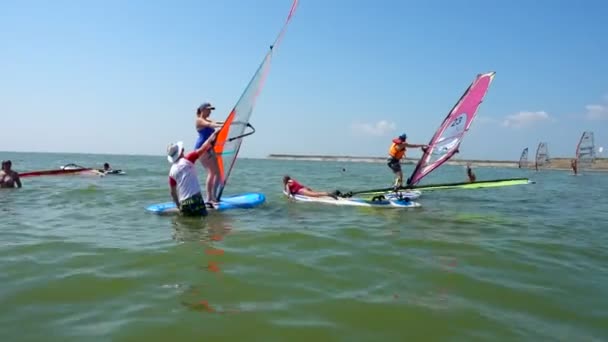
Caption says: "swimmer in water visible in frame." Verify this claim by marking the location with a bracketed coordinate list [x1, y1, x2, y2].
[0, 160, 22, 188]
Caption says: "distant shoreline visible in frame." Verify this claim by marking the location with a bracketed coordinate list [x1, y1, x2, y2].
[267, 154, 608, 171]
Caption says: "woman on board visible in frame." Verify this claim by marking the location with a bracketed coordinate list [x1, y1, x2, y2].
[166, 130, 219, 216]
[387, 133, 428, 189]
[466, 163, 476, 183]
[571, 159, 578, 175]
[283, 175, 339, 199]
[194, 102, 223, 205]
[0, 160, 22, 188]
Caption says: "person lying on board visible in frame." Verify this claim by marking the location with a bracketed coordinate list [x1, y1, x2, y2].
[571, 159, 578, 175]
[387, 133, 428, 189]
[466, 163, 476, 183]
[283, 175, 340, 199]
[194, 102, 224, 205]
[0, 160, 22, 188]
[166, 130, 219, 216]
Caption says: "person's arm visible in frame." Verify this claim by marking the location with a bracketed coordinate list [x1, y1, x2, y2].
[15, 173, 22, 188]
[285, 182, 296, 200]
[406, 143, 428, 149]
[195, 118, 211, 130]
[169, 177, 179, 208]
[183, 130, 221, 164]
[194, 130, 219, 157]
[196, 118, 224, 130]
[285, 182, 291, 195]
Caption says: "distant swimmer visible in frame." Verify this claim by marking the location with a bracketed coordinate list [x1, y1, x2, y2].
[571, 159, 578, 175]
[466, 163, 476, 183]
[283, 175, 339, 199]
[166, 130, 219, 216]
[387, 133, 428, 189]
[0, 160, 22, 188]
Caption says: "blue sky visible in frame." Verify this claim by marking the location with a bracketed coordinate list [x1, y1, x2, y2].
[1, 0, 607, 161]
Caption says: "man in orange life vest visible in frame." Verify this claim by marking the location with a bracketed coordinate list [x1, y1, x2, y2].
[387, 133, 428, 189]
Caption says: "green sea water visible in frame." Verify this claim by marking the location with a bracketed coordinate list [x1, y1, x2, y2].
[1, 151, 607, 341]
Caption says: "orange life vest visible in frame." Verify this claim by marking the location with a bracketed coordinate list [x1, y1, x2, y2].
[389, 143, 406, 160]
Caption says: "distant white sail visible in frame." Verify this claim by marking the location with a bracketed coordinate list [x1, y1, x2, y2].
[576, 131, 595, 169]
[518, 147, 529, 168]
[535, 142, 549, 170]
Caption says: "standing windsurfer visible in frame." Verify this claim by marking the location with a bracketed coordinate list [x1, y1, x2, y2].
[0, 160, 22, 188]
[387, 134, 428, 189]
[167, 131, 219, 216]
[194, 102, 223, 206]
[466, 163, 476, 182]
[571, 159, 578, 175]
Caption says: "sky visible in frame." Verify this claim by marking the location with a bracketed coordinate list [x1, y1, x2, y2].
[1, 0, 607, 161]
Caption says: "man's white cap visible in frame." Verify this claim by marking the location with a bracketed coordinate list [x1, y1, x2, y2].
[167, 141, 184, 164]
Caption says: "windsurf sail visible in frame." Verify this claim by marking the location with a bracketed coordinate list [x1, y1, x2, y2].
[211, 0, 298, 201]
[575, 131, 595, 169]
[406, 72, 496, 186]
[535, 142, 549, 170]
[518, 147, 529, 168]
[20, 168, 101, 178]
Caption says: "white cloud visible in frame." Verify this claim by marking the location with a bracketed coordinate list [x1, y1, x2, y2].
[502, 111, 551, 128]
[585, 104, 608, 120]
[351, 120, 396, 136]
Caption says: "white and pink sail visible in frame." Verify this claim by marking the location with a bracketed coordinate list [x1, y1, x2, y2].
[575, 131, 595, 169]
[407, 72, 496, 186]
[535, 142, 549, 170]
[519, 147, 529, 168]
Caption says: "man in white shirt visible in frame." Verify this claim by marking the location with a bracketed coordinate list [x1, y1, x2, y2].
[166, 131, 219, 216]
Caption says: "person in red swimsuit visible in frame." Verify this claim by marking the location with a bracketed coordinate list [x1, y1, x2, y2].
[283, 175, 339, 199]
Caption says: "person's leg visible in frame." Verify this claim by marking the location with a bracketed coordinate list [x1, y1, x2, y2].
[200, 153, 221, 203]
[179, 193, 209, 217]
[298, 188, 337, 199]
[387, 159, 403, 189]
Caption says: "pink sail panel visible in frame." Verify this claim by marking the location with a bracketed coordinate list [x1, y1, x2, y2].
[407, 72, 496, 186]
